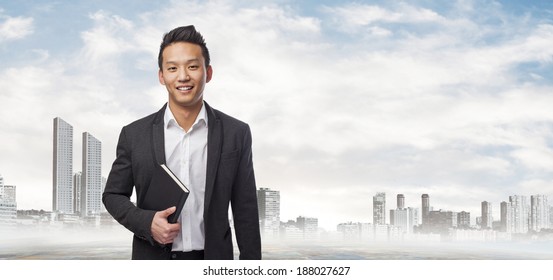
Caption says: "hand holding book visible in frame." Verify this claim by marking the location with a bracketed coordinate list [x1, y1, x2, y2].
[150, 206, 181, 245]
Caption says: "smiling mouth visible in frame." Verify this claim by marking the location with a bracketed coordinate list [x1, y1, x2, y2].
[177, 86, 193, 91]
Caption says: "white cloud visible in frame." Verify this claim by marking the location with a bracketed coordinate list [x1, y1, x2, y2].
[321, 2, 445, 34]
[80, 10, 137, 67]
[0, 15, 34, 42]
[368, 26, 392, 37]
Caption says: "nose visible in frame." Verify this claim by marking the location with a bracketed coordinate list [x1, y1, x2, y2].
[178, 68, 190, 82]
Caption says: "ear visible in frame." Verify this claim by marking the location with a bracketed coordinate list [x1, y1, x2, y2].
[206, 65, 213, 83]
[158, 69, 165, 85]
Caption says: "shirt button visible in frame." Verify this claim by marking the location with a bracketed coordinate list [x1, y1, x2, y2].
[171, 254, 177, 259]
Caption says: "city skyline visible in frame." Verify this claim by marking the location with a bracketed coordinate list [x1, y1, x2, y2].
[6, 165, 552, 233]
[3, 160, 553, 231]
[2, 1, 553, 231]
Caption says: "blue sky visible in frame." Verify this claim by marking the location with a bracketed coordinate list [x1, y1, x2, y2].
[1, 0, 553, 230]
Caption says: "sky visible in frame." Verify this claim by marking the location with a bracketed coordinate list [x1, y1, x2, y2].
[1, 0, 553, 231]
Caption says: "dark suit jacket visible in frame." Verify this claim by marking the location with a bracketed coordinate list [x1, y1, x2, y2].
[102, 102, 261, 260]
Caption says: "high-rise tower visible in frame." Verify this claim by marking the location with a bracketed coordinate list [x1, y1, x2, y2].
[481, 201, 493, 229]
[421, 194, 430, 225]
[509, 195, 528, 233]
[0, 174, 17, 226]
[257, 187, 280, 239]
[397, 194, 405, 210]
[530, 195, 549, 232]
[53, 117, 74, 213]
[82, 132, 102, 216]
[390, 194, 414, 234]
[500, 201, 511, 232]
[373, 192, 386, 225]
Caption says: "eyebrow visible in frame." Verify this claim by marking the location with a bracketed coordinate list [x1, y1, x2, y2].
[164, 58, 201, 65]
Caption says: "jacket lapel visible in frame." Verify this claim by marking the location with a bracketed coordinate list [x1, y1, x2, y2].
[138, 104, 166, 207]
[204, 102, 222, 217]
[152, 104, 167, 166]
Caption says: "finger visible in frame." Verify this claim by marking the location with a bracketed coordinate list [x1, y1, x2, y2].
[161, 206, 176, 217]
[168, 223, 181, 231]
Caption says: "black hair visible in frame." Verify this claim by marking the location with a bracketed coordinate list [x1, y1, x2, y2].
[158, 25, 210, 69]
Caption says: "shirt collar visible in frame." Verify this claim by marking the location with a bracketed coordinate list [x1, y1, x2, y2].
[164, 102, 208, 131]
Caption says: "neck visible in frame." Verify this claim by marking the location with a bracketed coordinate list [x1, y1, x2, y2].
[168, 101, 203, 132]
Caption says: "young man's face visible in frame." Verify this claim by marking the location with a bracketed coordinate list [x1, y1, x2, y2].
[158, 42, 212, 110]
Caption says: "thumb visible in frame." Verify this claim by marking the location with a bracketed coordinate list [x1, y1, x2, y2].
[161, 206, 176, 217]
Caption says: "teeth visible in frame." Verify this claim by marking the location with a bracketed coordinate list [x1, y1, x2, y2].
[177, 86, 192, 90]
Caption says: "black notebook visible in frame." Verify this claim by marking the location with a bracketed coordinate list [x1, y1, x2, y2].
[142, 164, 189, 224]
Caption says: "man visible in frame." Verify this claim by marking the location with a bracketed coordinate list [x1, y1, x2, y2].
[102, 25, 261, 260]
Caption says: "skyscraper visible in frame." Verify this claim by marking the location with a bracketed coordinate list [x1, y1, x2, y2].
[457, 211, 471, 229]
[0, 174, 17, 226]
[530, 195, 549, 232]
[408, 207, 420, 227]
[82, 132, 102, 217]
[421, 194, 430, 225]
[500, 201, 512, 232]
[509, 195, 528, 233]
[53, 117, 74, 214]
[391, 208, 411, 234]
[257, 187, 280, 239]
[373, 192, 386, 225]
[397, 194, 405, 210]
[390, 194, 415, 234]
[481, 201, 493, 229]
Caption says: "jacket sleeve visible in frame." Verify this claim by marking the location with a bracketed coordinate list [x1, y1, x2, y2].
[102, 126, 157, 245]
[231, 125, 262, 259]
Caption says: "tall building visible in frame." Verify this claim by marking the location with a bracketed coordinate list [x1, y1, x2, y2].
[81, 132, 102, 217]
[0, 174, 17, 226]
[509, 195, 529, 233]
[421, 194, 430, 225]
[457, 211, 471, 229]
[53, 117, 74, 214]
[390, 194, 414, 234]
[500, 201, 512, 232]
[530, 195, 549, 232]
[373, 192, 386, 225]
[408, 207, 420, 227]
[296, 216, 318, 240]
[257, 187, 280, 239]
[397, 194, 405, 209]
[73, 172, 82, 214]
[390, 208, 410, 234]
[481, 201, 493, 229]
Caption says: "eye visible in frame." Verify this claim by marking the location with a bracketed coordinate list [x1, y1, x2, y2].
[167, 66, 177, 71]
[188, 65, 199, 70]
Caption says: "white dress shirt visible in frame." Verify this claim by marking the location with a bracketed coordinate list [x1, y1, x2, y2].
[163, 102, 208, 252]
